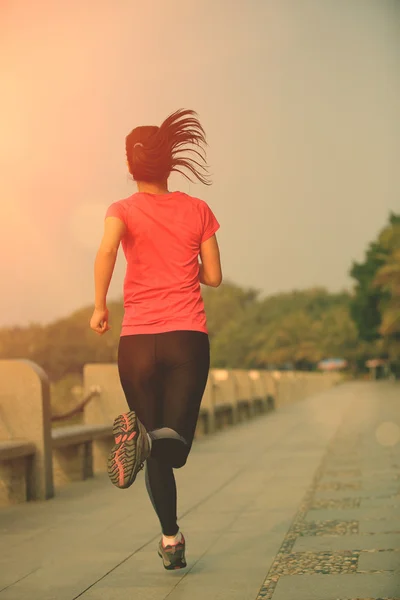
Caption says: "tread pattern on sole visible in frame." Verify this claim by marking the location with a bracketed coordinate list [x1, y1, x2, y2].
[107, 411, 148, 489]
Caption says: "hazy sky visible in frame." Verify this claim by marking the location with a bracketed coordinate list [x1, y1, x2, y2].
[1, 0, 399, 329]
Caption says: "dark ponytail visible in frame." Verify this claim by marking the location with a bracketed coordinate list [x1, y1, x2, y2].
[125, 109, 211, 186]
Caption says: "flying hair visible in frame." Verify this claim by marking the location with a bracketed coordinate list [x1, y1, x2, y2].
[125, 109, 212, 186]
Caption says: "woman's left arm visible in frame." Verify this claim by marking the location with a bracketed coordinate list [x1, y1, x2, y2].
[91, 217, 126, 334]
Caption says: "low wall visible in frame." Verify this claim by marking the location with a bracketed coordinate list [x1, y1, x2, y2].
[0, 360, 342, 507]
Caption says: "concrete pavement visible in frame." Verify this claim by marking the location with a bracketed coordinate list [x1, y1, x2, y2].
[0, 381, 399, 599]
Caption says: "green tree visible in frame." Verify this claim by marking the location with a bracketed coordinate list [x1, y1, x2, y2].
[373, 221, 400, 339]
[202, 280, 260, 341]
[210, 288, 355, 370]
[318, 304, 359, 359]
[250, 310, 323, 367]
[349, 213, 400, 342]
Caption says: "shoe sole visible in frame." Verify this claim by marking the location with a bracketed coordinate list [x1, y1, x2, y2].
[107, 411, 148, 489]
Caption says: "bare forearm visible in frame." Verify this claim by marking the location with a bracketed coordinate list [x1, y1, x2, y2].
[94, 250, 117, 309]
[198, 263, 216, 287]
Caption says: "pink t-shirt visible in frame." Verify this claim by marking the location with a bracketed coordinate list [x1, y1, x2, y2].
[105, 191, 220, 336]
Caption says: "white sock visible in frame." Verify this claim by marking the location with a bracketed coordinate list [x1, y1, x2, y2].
[162, 530, 183, 547]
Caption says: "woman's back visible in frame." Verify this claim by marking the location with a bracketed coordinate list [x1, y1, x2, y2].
[106, 190, 220, 335]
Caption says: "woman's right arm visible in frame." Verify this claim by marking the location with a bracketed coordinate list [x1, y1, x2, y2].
[199, 234, 222, 287]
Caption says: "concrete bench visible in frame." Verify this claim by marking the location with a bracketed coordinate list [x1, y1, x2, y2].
[233, 370, 256, 420]
[196, 376, 215, 435]
[51, 424, 113, 485]
[210, 369, 237, 428]
[0, 440, 36, 503]
[0, 359, 54, 507]
[249, 370, 275, 413]
[82, 365, 136, 474]
[0, 440, 36, 460]
[196, 405, 212, 437]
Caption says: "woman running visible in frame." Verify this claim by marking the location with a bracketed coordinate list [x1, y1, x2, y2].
[90, 109, 222, 570]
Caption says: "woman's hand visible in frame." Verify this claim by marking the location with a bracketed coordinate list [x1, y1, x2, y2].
[90, 307, 111, 335]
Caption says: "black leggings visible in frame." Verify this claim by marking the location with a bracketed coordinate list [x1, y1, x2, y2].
[117, 330, 210, 535]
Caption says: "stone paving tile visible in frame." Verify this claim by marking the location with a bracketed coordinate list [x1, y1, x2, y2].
[316, 481, 363, 492]
[361, 496, 400, 508]
[270, 550, 360, 576]
[324, 459, 361, 468]
[327, 452, 361, 460]
[299, 520, 359, 536]
[360, 479, 400, 489]
[360, 472, 400, 481]
[328, 457, 398, 467]
[292, 533, 400, 553]
[323, 469, 362, 478]
[318, 474, 399, 486]
[311, 497, 362, 510]
[307, 507, 400, 522]
[269, 573, 400, 600]
[315, 488, 400, 500]
[358, 550, 400, 572]
[359, 519, 400, 534]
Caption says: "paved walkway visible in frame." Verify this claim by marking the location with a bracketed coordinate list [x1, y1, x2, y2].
[0, 381, 399, 600]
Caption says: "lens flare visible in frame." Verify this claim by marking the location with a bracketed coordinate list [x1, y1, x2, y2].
[375, 421, 400, 447]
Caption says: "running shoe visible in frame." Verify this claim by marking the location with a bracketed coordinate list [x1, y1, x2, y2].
[107, 411, 150, 489]
[158, 535, 187, 570]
